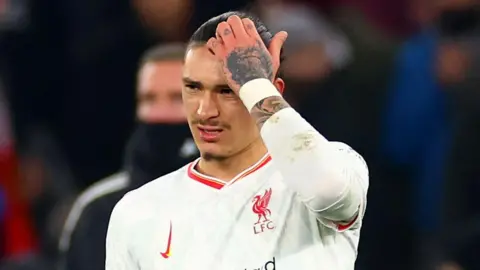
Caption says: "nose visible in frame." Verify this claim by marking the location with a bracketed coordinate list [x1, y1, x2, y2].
[196, 91, 219, 120]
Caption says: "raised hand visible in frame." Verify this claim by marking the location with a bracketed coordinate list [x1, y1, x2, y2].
[207, 15, 288, 94]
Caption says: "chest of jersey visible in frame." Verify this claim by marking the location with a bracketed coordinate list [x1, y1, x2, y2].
[135, 168, 355, 270]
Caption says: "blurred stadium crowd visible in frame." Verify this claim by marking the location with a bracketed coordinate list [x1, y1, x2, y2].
[0, 0, 479, 269]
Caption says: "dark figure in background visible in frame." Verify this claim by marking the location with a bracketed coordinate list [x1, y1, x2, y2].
[382, 1, 480, 269]
[438, 2, 480, 270]
[57, 43, 198, 270]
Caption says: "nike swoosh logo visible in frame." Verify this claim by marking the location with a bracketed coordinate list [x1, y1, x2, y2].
[160, 221, 172, 259]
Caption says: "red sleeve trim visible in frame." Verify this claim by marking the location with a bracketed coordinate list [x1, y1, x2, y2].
[336, 213, 359, 232]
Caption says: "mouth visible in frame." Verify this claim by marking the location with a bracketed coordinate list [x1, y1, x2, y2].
[197, 126, 224, 142]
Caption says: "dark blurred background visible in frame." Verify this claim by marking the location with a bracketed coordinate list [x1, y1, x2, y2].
[0, 0, 479, 269]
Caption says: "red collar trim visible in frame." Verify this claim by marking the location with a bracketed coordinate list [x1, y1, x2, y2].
[187, 154, 272, 190]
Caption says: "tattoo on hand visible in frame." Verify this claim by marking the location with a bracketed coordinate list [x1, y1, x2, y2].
[226, 40, 273, 87]
[223, 28, 231, 36]
[251, 96, 290, 129]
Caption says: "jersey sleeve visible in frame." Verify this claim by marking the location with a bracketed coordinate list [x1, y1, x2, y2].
[315, 142, 369, 231]
[258, 105, 369, 231]
[239, 79, 369, 232]
[105, 194, 138, 270]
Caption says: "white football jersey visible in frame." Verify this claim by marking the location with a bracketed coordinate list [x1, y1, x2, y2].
[106, 142, 368, 270]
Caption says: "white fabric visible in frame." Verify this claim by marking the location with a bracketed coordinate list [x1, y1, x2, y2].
[106, 147, 368, 270]
[260, 108, 368, 222]
[238, 78, 281, 112]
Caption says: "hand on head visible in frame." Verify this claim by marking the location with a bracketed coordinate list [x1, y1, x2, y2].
[206, 15, 288, 93]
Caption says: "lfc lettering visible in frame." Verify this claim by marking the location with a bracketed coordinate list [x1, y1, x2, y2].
[253, 220, 275, 234]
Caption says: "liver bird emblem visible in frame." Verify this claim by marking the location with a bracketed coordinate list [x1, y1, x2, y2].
[252, 188, 272, 224]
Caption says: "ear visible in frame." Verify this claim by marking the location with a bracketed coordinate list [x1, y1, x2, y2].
[273, 78, 285, 95]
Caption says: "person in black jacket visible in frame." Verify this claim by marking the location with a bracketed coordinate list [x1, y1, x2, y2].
[57, 43, 198, 270]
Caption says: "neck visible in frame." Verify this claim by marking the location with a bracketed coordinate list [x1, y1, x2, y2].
[197, 138, 268, 181]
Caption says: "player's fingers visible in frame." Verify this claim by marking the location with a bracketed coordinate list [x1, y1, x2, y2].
[206, 37, 225, 57]
[242, 18, 260, 39]
[227, 15, 248, 39]
[268, 31, 288, 62]
[216, 21, 235, 47]
[206, 37, 216, 51]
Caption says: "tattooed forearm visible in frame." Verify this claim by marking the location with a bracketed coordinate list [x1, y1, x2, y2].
[251, 96, 291, 129]
[226, 40, 274, 87]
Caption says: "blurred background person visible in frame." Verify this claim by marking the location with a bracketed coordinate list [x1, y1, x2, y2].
[380, 0, 449, 269]
[254, 0, 352, 116]
[57, 43, 198, 270]
[438, 1, 480, 270]
[381, 0, 480, 269]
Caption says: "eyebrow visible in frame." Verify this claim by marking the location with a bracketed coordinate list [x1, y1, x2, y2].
[182, 77, 230, 89]
[182, 77, 200, 85]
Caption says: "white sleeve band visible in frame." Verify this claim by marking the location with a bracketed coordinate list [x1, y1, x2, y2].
[239, 78, 282, 112]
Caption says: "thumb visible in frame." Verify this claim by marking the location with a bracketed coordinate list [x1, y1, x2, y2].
[268, 31, 288, 59]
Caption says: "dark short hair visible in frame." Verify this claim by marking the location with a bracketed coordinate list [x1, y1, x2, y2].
[188, 11, 284, 78]
[139, 43, 187, 67]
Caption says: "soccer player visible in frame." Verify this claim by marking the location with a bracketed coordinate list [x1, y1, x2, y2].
[106, 11, 369, 270]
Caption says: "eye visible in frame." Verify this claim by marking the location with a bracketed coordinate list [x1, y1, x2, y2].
[220, 88, 234, 95]
[185, 84, 199, 91]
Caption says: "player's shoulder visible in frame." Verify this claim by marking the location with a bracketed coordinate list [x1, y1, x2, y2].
[133, 163, 190, 195]
[112, 164, 190, 216]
